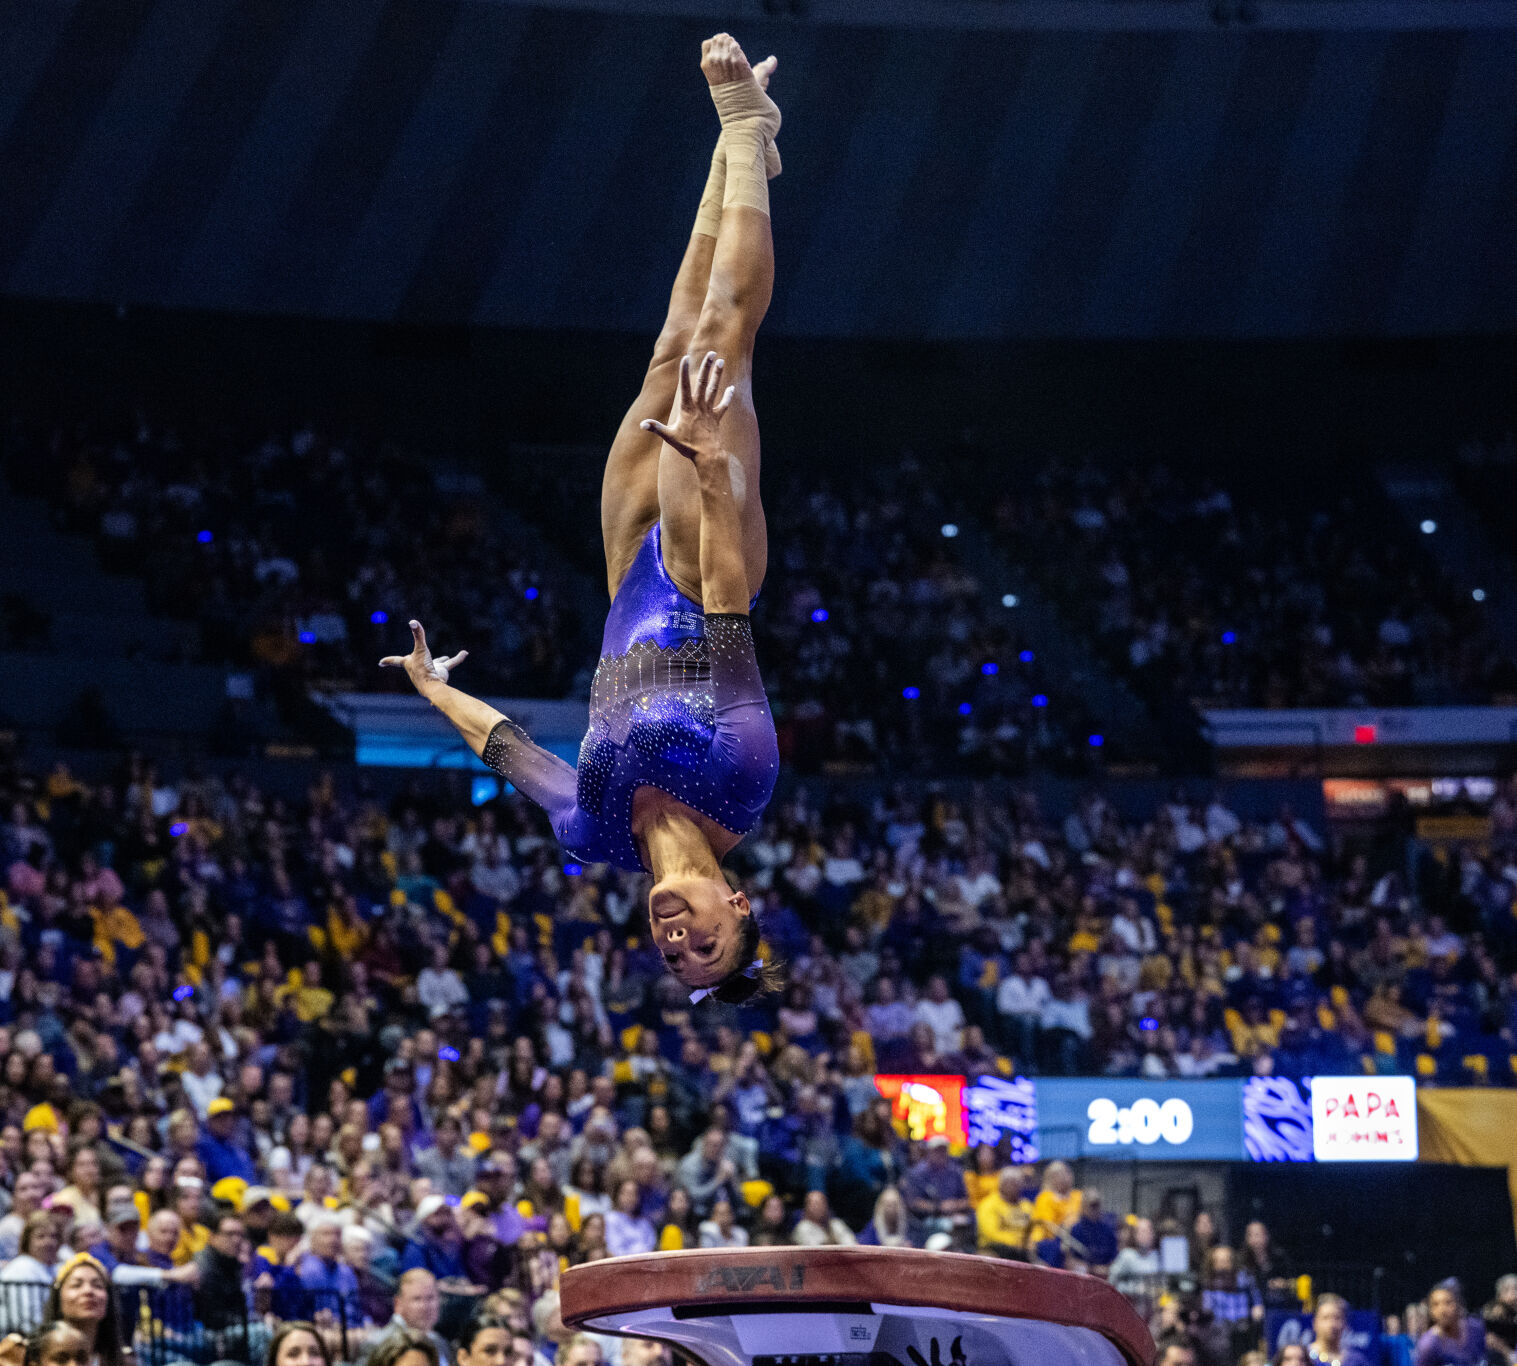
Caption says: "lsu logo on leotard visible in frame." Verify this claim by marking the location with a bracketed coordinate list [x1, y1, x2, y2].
[666, 609, 703, 635]
[691, 1263, 806, 1294]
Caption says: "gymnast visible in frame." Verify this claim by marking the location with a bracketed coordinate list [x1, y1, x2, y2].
[382, 34, 783, 1005]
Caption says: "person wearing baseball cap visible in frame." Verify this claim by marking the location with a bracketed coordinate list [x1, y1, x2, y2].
[88, 1200, 200, 1292]
[197, 1097, 257, 1185]
[209, 1177, 249, 1211]
[400, 1196, 467, 1280]
[902, 1134, 972, 1238]
[239, 1187, 278, 1248]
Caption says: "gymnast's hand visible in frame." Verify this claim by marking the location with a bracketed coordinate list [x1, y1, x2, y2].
[641, 350, 735, 462]
[379, 619, 468, 692]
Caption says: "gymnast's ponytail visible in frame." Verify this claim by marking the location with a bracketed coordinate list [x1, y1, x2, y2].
[708, 913, 785, 1005]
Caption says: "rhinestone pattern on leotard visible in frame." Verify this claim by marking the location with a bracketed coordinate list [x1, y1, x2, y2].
[478, 526, 778, 872]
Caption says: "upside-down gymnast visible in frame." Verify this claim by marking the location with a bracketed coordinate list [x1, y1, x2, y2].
[382, 34, 783, 1005]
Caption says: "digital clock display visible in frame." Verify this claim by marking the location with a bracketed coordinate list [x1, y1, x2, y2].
[1032, 1079, 1247, 1160]
[1086, 1096, 1195, 1146]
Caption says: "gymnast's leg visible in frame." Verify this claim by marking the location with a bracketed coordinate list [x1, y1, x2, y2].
[599, 49, 779, 602]
[659, 33, 778, 605]
[598, 151, 719, 600]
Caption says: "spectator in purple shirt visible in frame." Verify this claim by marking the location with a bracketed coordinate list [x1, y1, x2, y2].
[474, 1154, 540, 1245]
[1416, 1283, 1487, 1366]
[368, 1061, 426, 1140]
[900, 1137, 971, 1232]
[297, 1218, 363, 1322]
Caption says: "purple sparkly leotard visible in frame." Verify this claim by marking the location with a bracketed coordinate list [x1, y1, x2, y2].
[481, 523, 778, 872]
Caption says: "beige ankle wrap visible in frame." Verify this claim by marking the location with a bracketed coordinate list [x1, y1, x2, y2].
[710, 75, 781, 216]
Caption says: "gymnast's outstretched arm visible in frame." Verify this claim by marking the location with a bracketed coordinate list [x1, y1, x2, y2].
[379, 620, 580, 830]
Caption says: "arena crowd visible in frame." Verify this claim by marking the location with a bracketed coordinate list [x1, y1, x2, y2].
[991, 460, 1516, 712]
[12, 417, 1516, 777]
[4, 416, 582, 699]
[0, 749, 1513, 1365]
[5, 417, 1108, 776]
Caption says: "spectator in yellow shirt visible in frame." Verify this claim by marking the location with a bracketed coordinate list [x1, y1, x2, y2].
[976, 1168, 1034, 1258]
[964, 1145, 1003, 1209]
[169, 1181, 211, 1265]
[1030, 1161, 1082, 1265]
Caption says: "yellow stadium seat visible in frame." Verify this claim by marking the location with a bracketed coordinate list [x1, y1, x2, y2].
[1330, 986, 1349, 1008]
[1416, 1053, 1437, 1078]
[1373, 1031, 1396, 1056]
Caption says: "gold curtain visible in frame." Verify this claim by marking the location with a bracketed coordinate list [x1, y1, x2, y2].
[1416, 1089, 1517, 1237]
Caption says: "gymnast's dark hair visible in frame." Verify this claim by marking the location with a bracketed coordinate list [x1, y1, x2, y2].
[708, 913, 785, 1005]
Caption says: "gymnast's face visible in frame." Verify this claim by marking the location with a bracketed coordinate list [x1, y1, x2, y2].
[648, 876, 750, 988]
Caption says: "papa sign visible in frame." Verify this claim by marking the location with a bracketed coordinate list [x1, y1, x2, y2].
[1310, 1076, 1417, 1162]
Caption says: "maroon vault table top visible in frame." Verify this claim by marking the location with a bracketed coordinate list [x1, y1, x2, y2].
[561, 1246, 1155, 1366]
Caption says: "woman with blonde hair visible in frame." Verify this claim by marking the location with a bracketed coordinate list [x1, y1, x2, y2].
[857, 1188, 913, 1248]
[1030, 1162, 1082, 1264]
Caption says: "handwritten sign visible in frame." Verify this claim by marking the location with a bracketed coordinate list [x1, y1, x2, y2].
[1310, 1076, 1417, 1161]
